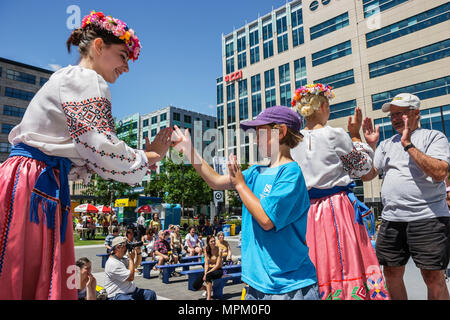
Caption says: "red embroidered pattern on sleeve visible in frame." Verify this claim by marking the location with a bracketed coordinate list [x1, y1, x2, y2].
[340, 147, 369, 173]
[62, 97, 116, 139]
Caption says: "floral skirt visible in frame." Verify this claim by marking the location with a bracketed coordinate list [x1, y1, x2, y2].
[0, 156, 77, 300]
[307, 191, 390, 300]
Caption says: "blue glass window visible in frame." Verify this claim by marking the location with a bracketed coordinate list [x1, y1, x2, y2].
[226, 83, 235, 101]
[310, 1, 319, 11]
[277, 33, 289, 53]
[217, 81, 223, 105]
[329, 99, 357, 120]
[227, 102, 236, 123]
[239, 97, 249, 120]
[5, 87, 35, 101]
[314, 69, 354, 89]
[265, 88, 277, 108]
[264, 69, 275, 89]
[363, 0, 409, 18]
[420, 105, 450, 139]
[250, 47, 260, 64]
[372, 76, 450, 111]
[6, 69, 36, 85]
[365, 3, 449, 48]
[226, 41, 234, 58]
[226, 57, 234, 74]
[263, 41, 274, 59]
[312, 40, 352, 66]
[238, 52, 247, 69]
[252, 94, 262, 118]
[3, 105, 25, 117]
[40, 77, 48, 86]
[238, 79, 248, 97]
[217, 105, 224, 127]
[294, 57, 307, 89]
[310, 12, 349, 40]
[369, 39, 450, 78]
[251, 74, 261, 92]
[237, 36, 246, 53]
[374, 117, 395, 143]
[1, 123, 15, 134]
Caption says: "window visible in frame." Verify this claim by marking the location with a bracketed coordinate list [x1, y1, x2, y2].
[365, 3, 449, 48]
[371, 76, 450, 111]
[239, 97, 248, 120]
[237, 35, 246, 53]
[1, 123, 15, 134]
[251, 74, 262, 118]
[226, 57, 235, 74]
[310, 12, 349, 40]
[279, 63, 291, 106]
[238, 79, 248, 97]
[40, 77, 48, 86]
[217, 105, 224, 127]
[160, 113, 167, 122]
[226, 41, 234, 58]
[173, 112, 181, 121]
[238, 52, 247, 69]
[226, 83, 235, 101]
[263, 20, 274, 59]
[0, 142, 12, 153]
[3, 105, 25, 117]
[151, 128, 157, 137]
[217, 80, 224, 105]
[227, 101, 236, 123]
[277, 14, 289, 53]
[264, 69, 276, 107]
[264, 69, 275, 89]
[363, 0, 409, 18]
[310, 1, 319, 11]
[143, 119, 149, 127]
[249, 26, 260, 65]
[291, 6, 304, 47]
[420, 105, 450, 139]
[184, 115, 192, 124]
[312, 40, 352, 66]
[6, 69, 36, 84]
[314, 69, 355, 89]
[151, 116, 158, 124]
[329, 99, 357, 120]
[294, 57, 307, 89]
[369, 39, 450, 78]
[5, 87, 35, 101]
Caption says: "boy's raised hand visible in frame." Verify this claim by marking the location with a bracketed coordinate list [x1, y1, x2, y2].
[227, 154, 245, 188]
[171, 125, 193, 158]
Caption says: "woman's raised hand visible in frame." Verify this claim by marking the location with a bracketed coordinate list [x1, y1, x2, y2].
[362, 117, 380, 150]
[171, 125, 193, 158]
[145, 127, 173, 165]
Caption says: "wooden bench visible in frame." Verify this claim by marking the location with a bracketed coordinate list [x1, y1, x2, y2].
[141, 260, 159, 279]
[212, 272, 242, 299]
[181, 264, 242, 291]
[156, 261, 204, 284]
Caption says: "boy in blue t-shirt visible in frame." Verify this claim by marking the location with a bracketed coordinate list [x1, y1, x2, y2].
[171, 106, 318, 300]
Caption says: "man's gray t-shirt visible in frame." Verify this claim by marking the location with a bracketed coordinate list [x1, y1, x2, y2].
[374, 128, 450, 222]
[104, 256, 136, 298]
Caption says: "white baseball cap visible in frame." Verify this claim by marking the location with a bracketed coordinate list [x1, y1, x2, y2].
[111, 236, 127, 248]
[381, 93, 421, 112]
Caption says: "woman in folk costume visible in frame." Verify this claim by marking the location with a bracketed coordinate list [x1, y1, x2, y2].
[0, 11, 173, 299]
[290, 84, 389, 300]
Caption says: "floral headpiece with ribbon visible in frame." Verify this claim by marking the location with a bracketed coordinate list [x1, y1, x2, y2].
[81, 11, 141, 62]
[291, 83, 335, 107]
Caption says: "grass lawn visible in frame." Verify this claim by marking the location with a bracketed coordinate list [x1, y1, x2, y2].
[73, 233, 106, 246]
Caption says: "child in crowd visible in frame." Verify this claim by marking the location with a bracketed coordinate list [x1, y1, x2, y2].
[172, 106, 319, 300]
[290, 83, 389, 300]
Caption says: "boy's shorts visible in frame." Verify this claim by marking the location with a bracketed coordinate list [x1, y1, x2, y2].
[245, 283, 319, 300]
[376, 217, 450, 270]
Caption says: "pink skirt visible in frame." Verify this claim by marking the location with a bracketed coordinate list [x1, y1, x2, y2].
[0, 156, 77, 300]
[307, 191, 390, 300]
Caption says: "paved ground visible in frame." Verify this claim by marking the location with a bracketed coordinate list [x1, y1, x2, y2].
[75, 235, 245, 300]
[75, 235, 450, 300]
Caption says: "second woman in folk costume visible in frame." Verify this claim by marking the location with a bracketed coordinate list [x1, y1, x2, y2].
[290, 84, 390, 300]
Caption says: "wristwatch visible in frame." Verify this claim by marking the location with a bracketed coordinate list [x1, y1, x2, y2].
[404, 143, 415, 152]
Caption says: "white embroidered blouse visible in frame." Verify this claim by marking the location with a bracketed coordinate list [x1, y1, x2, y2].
[9, 65, 148, 185]
[291, 126, 374, 190]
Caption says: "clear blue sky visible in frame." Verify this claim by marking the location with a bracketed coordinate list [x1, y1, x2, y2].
[0, 0, 289, 119]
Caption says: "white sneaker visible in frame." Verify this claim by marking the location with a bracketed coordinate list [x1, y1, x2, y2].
[202, 291, 207, 297]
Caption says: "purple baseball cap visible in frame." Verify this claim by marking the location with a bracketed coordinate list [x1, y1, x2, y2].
[240, 106, 303, 134]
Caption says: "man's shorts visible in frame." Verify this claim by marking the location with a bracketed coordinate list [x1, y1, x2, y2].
[376, 217, 450, 270]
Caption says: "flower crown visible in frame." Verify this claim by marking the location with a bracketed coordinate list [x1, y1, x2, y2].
[81, 11, 141, 62]
[291, 83, 335, 107]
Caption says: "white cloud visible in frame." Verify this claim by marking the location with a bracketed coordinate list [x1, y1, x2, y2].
[48, 64, 62, 71]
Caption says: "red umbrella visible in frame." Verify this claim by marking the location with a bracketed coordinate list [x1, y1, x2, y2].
[74, 203, 99, 214]
[97, 205, 112, 214]
[135, 205, 152, 213]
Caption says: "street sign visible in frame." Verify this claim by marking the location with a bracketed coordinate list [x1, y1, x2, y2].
[213, 191, 224, 205]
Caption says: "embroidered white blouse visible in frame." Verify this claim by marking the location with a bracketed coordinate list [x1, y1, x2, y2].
[291, 126, 374, 190]
[9, 65, 148, 185]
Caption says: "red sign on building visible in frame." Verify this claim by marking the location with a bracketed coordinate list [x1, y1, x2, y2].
[225, 70, 243, 83]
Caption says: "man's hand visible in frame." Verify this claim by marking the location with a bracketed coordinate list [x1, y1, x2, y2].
[362, 117, 380, 150]
[400, 114, 412, 148]
[348, 107, 363, 141]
